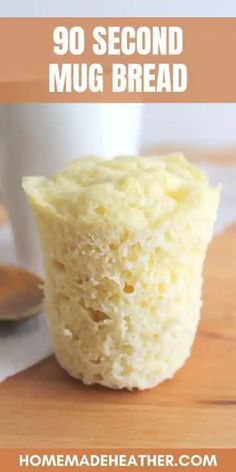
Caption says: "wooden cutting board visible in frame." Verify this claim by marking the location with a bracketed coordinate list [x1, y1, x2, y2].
[0, 222, 235, 448]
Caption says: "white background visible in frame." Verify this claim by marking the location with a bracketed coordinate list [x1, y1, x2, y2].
[1, 0, 236, 18]
[0, 0, 236, 151]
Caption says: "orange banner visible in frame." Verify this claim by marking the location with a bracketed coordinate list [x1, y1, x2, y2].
[0, 449, 235, 472]
[0, 18, 236, 102]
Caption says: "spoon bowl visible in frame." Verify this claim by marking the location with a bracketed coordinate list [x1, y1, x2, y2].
[0, 265, 44, 321]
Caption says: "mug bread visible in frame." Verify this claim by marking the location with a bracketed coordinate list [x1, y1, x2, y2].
[23, 154, 220, 390]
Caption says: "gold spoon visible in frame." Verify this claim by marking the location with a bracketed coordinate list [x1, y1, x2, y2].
[0, 265, 44, 321]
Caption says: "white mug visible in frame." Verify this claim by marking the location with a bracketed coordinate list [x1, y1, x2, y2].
[0, 103, 143, 274]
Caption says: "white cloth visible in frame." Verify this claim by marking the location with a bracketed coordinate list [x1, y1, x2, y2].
[0, 162, 236, 382]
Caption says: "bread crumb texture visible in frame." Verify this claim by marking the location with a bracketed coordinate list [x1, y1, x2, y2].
[23, 154, 220, 390]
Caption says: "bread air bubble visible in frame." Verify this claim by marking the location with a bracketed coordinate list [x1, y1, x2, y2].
[23, 154, 220, 390]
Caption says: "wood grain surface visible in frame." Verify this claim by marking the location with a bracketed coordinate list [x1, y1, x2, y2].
[0, 155, 236, 448]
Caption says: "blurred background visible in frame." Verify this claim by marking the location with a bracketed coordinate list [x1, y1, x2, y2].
[141, 104, 236, 158]
[1, 104, 236, 159]
[0, 102, 236, 275]
[1, 0, 236, 157]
